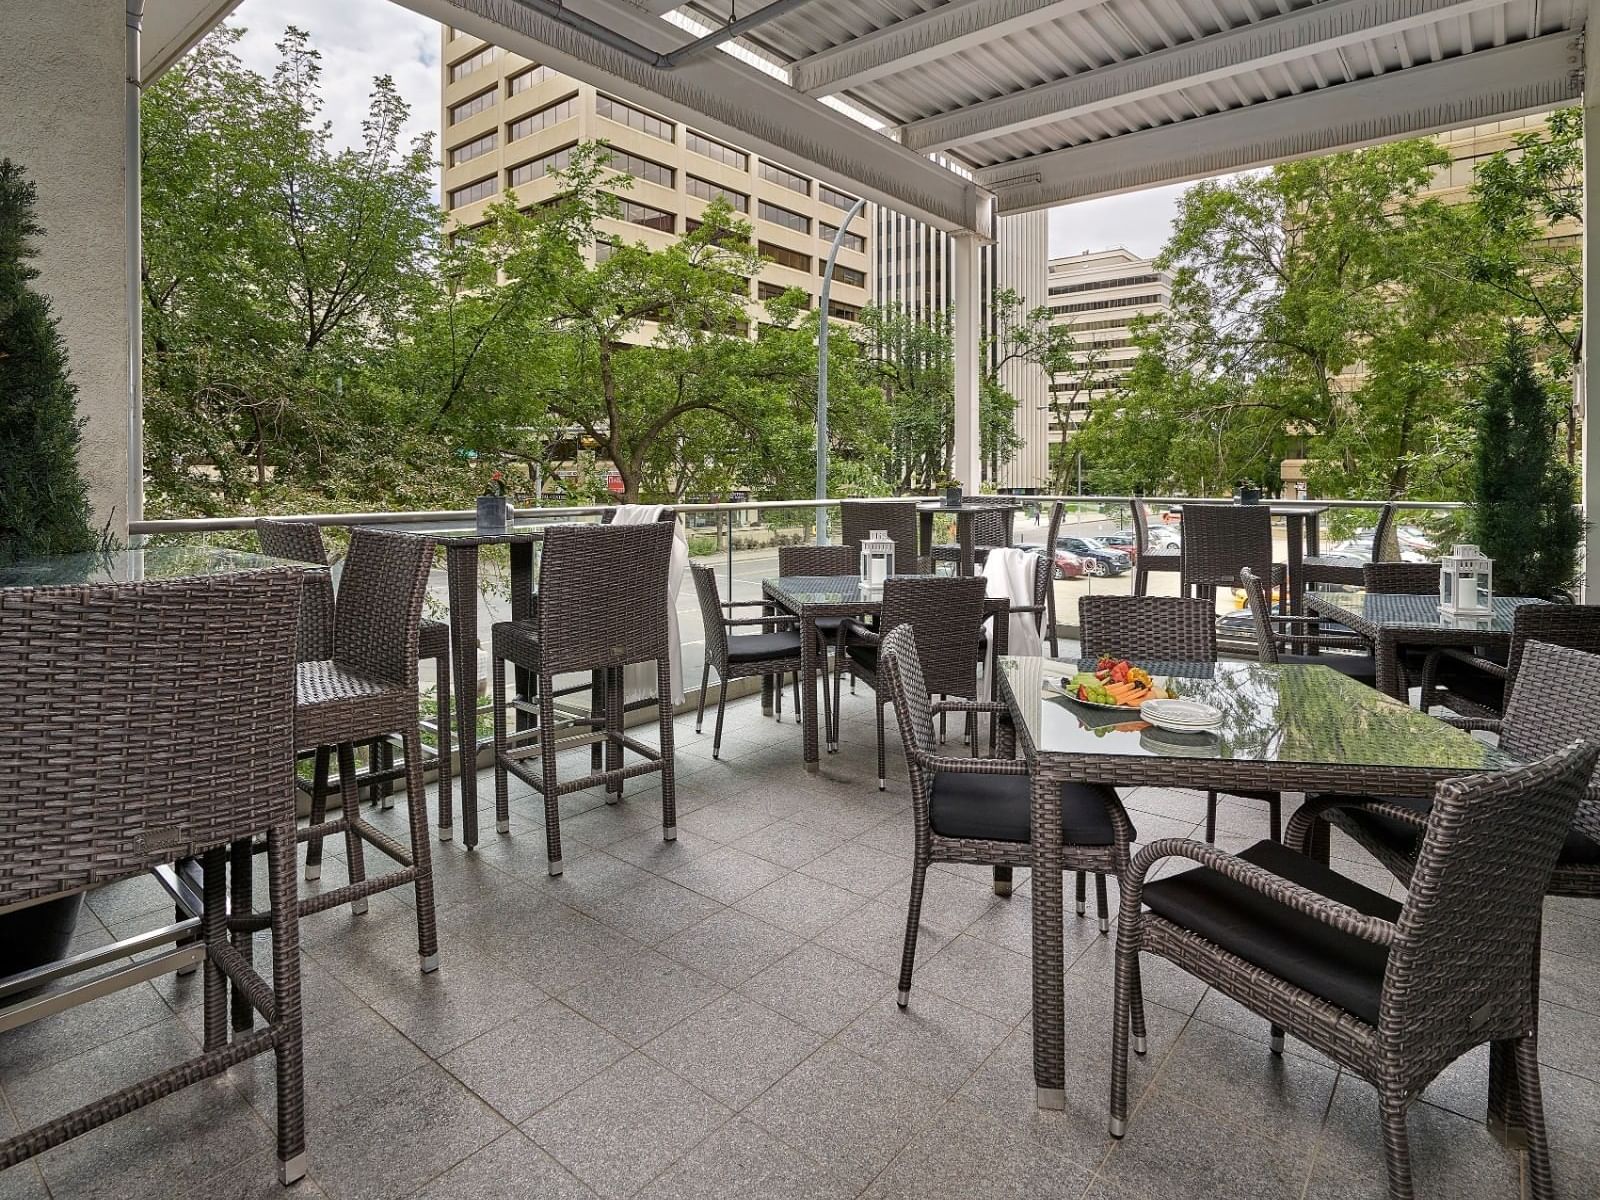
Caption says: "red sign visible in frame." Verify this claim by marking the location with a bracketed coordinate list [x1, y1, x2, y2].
[606, 472, 624, 493]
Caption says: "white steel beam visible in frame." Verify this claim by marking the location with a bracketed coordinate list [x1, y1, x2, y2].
[1582, 0, 1600, 596]
[140, 0, 241, 81]
[789, 0, 1104, 97]
[405, 0, 988, 234]
[952, 234, 982, 494]
[901, 0, 1508, 154]
[978, 31, 1584, 213]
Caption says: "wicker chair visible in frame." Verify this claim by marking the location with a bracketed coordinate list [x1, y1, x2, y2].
[690, 562, 812, 759]
[1114, 739, 1598, 1200]
[256, 519, 451, 826]
[1178, 504, 1284, 604]
[840, 575, 989, 792]
[1299, 502, 1397, 590]
[1420, 604, 1600, 718]
[0, 571, 308, 1185]
[1077, 594, 1218, 663]
[841, 499, 925, 571]
[880, 623, 1135, 1004]
[492, 522, 679, 876]
[1362, 561, 1439, 594]
[1239, 567, 1375, 684]
[778, 544, 856, 747]
[1131, 497, 1181, 597]
[293, 528, 441, 971]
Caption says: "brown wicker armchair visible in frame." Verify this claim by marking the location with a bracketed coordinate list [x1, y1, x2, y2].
[1114, 739, 1598, 1200]
[1239, 567, 1375, 683]
[1130, 497, 1181, 597]
[878, 624, 1135, 1005]
[840, 499, 927, 574]
[1420, 603, 1600, 718]
[492, 522, 679, 876]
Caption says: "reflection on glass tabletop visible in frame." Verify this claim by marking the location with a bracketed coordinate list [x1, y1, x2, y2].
[0, 546, 318, 589]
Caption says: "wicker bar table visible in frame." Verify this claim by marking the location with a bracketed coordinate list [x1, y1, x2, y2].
[1304, 590, 1546, 701]
[994, 654, 1519, 1112]
[917, 497, 1024, 577]
[762, 575, 1012, 771]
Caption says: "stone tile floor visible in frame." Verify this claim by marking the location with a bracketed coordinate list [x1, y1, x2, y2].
[3, 686, 1599, 1200]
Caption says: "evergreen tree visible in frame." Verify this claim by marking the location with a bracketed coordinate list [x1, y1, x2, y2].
[1472, 328, 1583, 598]
[0, 159, 99, 563]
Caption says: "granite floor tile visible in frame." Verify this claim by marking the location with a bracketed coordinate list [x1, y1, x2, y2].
[1098, 1090, 1312, 1200]
[862, 1099, 1094, 1200]
[739, 943, 896, 1037]
[657, 907, 806, 988]
[575, 874, 724, 945]
[632, 1117, 856, 1200]
[836, 989, 1013, 1096]
[662, 845, 790, 905]
[413, 1130, 597, 1199]
[735, 872, 867, 939]
[557, 950, 725, 1047]
[642, 991, 823, 1109]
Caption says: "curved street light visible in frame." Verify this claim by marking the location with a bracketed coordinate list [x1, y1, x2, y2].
[815, 195, 869, 544]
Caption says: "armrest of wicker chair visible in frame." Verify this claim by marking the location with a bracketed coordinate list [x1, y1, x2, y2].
[1283, 794, 1431, 857]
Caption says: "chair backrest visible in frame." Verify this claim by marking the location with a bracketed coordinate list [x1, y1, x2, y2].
[1078, 595, 1217, 663]
[1505, 605, 1600, 682]
[1381, 739, 1598, 1068]
[0, 571, 301, 909]
[878, 623, 939, 776]
[778, 544, 856, 577]
[1044, 502, 1066, 554]
[841, 499, 921, 564]
[332, 528, 436, 688]
[538, 521, 673, 674]
[968, 504, 1015, 549]
[1497, 640, 1600, 768]
[690, 563, 729, 670]
[1180, 504, 1273, 590]
[1362, 561, 1438, 594]
[880, 575, 988, 697]
[1238, 567, 1279, 664]
[256, 518, 335, 661]
[1368, 502, 1398, 563]
[1129, 497, 1155, 554]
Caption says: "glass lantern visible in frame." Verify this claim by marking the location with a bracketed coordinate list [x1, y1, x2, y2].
[1439, 544, 1493, 617]
[859, 530, 896, 597]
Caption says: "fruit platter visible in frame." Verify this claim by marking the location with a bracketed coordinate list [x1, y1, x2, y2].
[1059, 657, 1173, 710]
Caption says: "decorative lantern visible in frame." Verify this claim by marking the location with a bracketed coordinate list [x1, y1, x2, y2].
[860, 529, 896, 597]
[1439, 544, 1493, 617]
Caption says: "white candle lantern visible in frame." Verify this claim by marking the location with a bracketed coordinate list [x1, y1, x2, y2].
[860, 530, 896, 596]
[1439, 543, 1493, 616]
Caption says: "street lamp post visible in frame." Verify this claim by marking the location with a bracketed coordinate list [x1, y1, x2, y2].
[816, 196, 868, 544]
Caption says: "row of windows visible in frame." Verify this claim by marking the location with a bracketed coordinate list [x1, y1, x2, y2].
[448, 175, 497, 208]
[759, 240, 810, 272]
[595, 93, 673, 142]
[1050, 293, 1165, 316]
[824, 262, 866, 288]
[449, 44, 498, 82]
[687, 130, 747, 170]
[612, 194, 675, 233]
[758, 200, 808, 234]
[818, 183, 858, 212]
[508, 142, 574, 188]
[508, 64, 555, 95]
[818, 222, 865, 253]
[1058, 316, 1137, 333]
[1050, 375, 1130, 393]
[507, 93, 578, 142]
[686, 175, 747, 212]
[448, 87, 496, 126]
[450, 130, 496, 167]
[760, 161, 811, 195]
[609, 146, 674, 188]
[1047, 272, 1159, 296]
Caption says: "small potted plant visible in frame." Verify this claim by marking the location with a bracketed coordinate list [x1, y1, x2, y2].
[939, 476, 963, 508]
[476, 470, 513, 533]
[1233, 478, 1262, 505]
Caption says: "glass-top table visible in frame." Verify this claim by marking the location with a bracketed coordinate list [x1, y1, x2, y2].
[0, 545, 317, 588]
[994, 653, 1520, 1112]
[1303, 590, 1546, 699]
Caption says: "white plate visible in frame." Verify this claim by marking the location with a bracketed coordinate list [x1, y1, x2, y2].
[1139, 698, 1222, 732]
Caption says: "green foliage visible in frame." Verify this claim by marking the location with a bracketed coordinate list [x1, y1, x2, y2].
[1471, 329, 1582, 598]
[0, 159, 99, 562]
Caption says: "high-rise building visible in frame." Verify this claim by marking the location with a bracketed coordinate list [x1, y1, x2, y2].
[1043, 248, 1174, 447]
[439, 27, 873, 330]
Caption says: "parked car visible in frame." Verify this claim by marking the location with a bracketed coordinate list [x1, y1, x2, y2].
[1096, 531, 1139, 561]
[1056, 535, 1132, 577]
[1016, 542, 1088, 580]
[1146, 525, 1181, 551]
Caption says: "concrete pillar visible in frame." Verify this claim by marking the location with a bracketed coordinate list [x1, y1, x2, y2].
[952, 232, 981, 492]
[0, 0, 133, 539]
[1584, 11, 1600, 597]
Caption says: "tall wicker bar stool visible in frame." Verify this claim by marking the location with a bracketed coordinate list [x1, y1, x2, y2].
[1115, 740, 1598, 1200]
[1130, 497, 1181, 597]
[1419, 604, 1600, 718]
[1178, 504, 1283, 606]
[491, 522, 678, 876]
[1299, 502, 1397, 590]
[690, 562, 812, 758]
[256, 519, 451, 826]
[777, 544, 856, 747]
[0, 571, 309, 1185]
[931, 503, 1015, 572]
[841, 499, 928, 573]
[840, 575, 989, 791]
[879, 624, 1135, 1005]
[292, 528, 442, 971]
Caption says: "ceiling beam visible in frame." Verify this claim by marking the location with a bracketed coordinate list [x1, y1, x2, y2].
[901, 0, 1508, 154]
[402, 0, 988, 234]
[141, 0, 242, 82]
[789, 0, 1104, 97]
[977, 31, 1583, 213]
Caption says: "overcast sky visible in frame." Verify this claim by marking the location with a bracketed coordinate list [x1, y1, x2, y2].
[230, 0, 1183, 258]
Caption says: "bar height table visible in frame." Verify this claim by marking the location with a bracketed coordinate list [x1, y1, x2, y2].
[917, 498, 1024, 577]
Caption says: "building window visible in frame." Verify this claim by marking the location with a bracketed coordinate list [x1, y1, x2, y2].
[827, 300, 860, 321]
[595, 94, 673, 142]
[758, 240, 811, 272]
[595, 238, 618, 264]
[449, 45, 498, 82]
[686, 130, 747, 170]
[448, 175, 498, 208]
[1047, 272, 1160, 296]
[822, 262, 865, 288]
[449, 131, 497, 167]
[507, 93, 578, 141]
[686, 175, 748, 212]
[448, 88, 496, 126]
[757, 280, 808, 304]
[508, 142, 575, 187]
[817, 183, 858, 211]
[759, 161, 810, 195]
[507, 64, 555, 95]
[758, 201, 809, 235]
[606, 147, 674, 188]
[612, 195, 675, 233]
[1049, 293, 1164, 316]
[818, 222, 865, 253]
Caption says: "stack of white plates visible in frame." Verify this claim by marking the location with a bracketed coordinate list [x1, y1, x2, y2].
[1139, 698, 1223, 733]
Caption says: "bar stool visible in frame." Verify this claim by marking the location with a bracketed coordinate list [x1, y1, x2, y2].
[1178, 504, 1284, 606]
[1299, 502, 1397, 591]
[1130, 497, 1181, 597]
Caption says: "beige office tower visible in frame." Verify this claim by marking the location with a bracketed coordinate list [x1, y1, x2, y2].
[439, 27, 872, 332]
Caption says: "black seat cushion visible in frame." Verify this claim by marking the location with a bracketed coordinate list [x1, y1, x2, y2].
[1430, 653, 1508, 713]
[845, 643, 878, 673]
[815, 615, 848, 638]
[1328, 794, 1600, 868]
[928, 770, 1127, 846]
[1142, 839, 1399, 1025]
[1279, 652, 1378, 686]
[727, 631, 804, 664]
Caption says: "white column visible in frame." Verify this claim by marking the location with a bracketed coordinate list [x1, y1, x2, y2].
[952, 232, 982, 492]
[1584, 12, 1600, 598]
